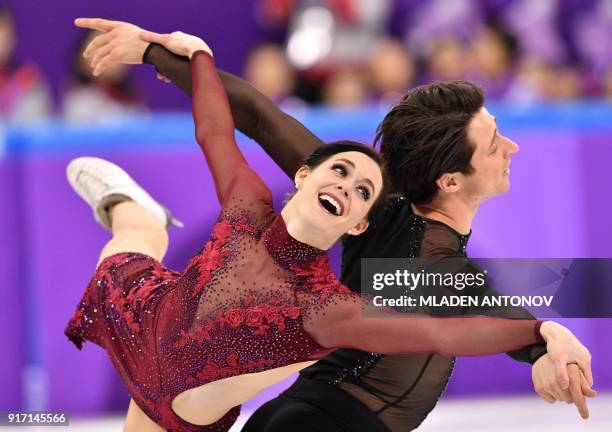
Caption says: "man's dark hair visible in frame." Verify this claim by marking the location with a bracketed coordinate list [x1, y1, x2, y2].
[374, 80, 484, 204]
[301, 140, 389, 222]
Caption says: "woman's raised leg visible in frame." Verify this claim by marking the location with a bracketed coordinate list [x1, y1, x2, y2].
[97, 200, 168, 266]
[67, 157, 178, 431]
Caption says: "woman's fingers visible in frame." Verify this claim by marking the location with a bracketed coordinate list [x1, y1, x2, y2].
[139, 30, 168, 45]
[581, 374, 597, 398]
[551, 353, 570, 390]
[580, 354, 593, 387]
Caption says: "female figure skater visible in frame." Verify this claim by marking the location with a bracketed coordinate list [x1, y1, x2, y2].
[65, 35, 587, 432]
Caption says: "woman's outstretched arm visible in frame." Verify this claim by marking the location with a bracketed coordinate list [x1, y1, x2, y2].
[143, 43, 322, 178]
[138, 28, 252, 203]
[301, 291, 592, 387]
[304, 294, 545, 356]
[188, 48, 250, 203]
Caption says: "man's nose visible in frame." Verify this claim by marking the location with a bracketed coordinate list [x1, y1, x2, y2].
[506, 137, 519, 155]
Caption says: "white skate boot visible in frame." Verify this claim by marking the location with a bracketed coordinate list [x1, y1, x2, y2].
[66, 156, 183, 230]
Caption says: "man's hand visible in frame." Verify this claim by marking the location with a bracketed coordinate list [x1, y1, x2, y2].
[74, 18, 149, 76]
[532, 353, 597, 419]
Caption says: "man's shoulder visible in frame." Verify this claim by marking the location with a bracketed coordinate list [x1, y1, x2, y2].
[343, 194, 412, 250]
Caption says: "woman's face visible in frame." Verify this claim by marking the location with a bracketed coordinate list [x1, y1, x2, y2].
[293, 151, 383, 236]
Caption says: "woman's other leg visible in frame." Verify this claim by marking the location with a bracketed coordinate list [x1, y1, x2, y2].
[124, 399, 165, 432]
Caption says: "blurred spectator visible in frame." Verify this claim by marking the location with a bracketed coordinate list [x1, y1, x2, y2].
[507, 59, 582, 104]
[322, 65, 368, 106]
[62, 31, 147, 124]
[4, 0, 611, 115]
[603, 67, 612, 98]
[284, 0, 391, 70]
[255, 0, 295, 31]
[468, 20, 519, 99]
[570, 0, 612, 95]
[0, 3, 51, 123]
[506, 59, 554, 104]
[501, 0, 568, 66]
[553, 65, 582, 99]
[366, 37, 415, 106]
[398, 0, 482, 58]
[243, 43, 304, 108]
[424, 37, 468, 82]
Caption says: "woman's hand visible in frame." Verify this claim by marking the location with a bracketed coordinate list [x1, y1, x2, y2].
[532, 354, 597, 419]
[74, 18, 149, 76]
[540, 321, 593, 391]
[139, 31, 212, 60]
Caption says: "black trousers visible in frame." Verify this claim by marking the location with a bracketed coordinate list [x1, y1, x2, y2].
[241, 378, 390, 432]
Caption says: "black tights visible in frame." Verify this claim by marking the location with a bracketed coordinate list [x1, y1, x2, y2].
[241, 379, 390, 432]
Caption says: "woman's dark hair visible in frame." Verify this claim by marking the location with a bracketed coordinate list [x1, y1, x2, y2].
[374, 80, 484, 204]
[300, 140, 389, 222]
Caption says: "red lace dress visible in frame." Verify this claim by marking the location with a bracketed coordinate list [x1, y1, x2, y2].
[65, 51, 545, 432]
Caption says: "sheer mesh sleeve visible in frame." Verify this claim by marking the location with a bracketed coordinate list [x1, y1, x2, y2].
[418, 255, 547, 363]
[299, 285, 544, 358]
[144, 43, 323, 178]
[191, 50, 270, 208]
[462, 261, 548, 364]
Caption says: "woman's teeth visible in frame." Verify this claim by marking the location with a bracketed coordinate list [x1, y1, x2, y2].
[318, 193, 342, 216]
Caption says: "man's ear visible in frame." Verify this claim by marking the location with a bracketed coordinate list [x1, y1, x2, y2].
[436, 172, 461, 194]
[294, 166, 310, 189]
[347, 219, 369, 236]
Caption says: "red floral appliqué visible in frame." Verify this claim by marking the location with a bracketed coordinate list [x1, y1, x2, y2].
[173, 298, 303, 347]
[186, 219, 234, 299]
[233, 215, 259, 236]
[186, 354, 277, 384]
[290, 255, 350, 302]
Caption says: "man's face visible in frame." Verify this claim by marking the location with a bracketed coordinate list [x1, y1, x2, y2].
[460, 106, 519, 201]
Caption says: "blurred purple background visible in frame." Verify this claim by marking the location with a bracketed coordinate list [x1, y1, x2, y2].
[7, 0, 270, 110]
[4, 0, 612, 118]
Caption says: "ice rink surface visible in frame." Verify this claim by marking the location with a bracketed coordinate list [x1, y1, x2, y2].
[4, 394, 610, 431]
